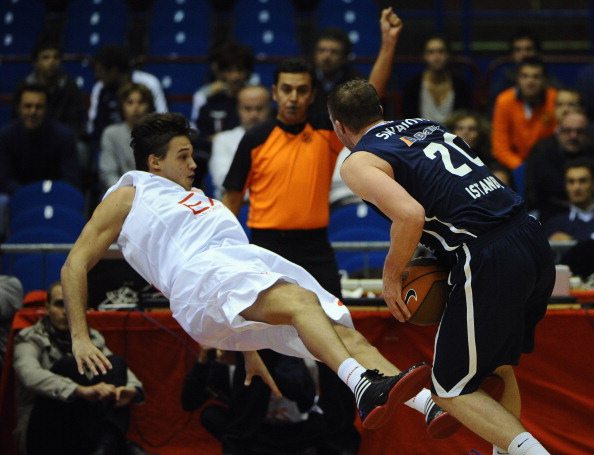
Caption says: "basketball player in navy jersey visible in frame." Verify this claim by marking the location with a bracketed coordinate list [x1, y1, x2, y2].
[328, 79, 555, 455]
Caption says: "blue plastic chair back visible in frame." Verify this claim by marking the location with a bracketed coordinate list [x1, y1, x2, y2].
[329, 202, 390, 239]
[9, 180, 85, 216]
[330, 225, 388, 277]
[234, 0, 299, 57]
[63, 0, 128, 54]
[10, 205, 85, 238]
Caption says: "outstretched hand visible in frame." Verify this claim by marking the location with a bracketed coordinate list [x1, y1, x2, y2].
[72, 337, 112, 376]
[243, 351, 282, 398]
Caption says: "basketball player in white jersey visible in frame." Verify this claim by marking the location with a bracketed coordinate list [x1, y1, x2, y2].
[61, 112, 432, 431]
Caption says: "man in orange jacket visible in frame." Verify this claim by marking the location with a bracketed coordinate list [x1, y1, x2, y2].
[491, 57, 557, 170]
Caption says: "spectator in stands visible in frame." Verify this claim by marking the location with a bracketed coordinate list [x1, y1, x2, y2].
[0, 83, 81, 195]
[308, 27, 363, 119]
[182, 347, 325, 454]
[15, 39, 86, 139]
[13, 281, 146, 455]
[444, 109, 493, 164]
[491, 57, 557, 171]
[191, 41, 255, 188]
[0, 275, 23, 376]
[544, 157, 594, 241]
[191, 41, 255, 130]
[554, 87, 583, 122]
[525, 110, 594, 222]
[98, 82, 155, 194]
[401, 35, 472, 123]
[487, 28, 541, 112]
[209, 84, 271, 199]
[87, 44, 167, 146]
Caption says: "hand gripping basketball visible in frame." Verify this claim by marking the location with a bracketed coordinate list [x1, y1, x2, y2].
[400, 257, 449, 325]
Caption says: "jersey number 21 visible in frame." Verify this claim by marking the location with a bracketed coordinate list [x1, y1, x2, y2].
[423, 132, 484, 176]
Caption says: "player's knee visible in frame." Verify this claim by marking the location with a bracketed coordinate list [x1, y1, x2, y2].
[283, 284, 321, 315]
[493, 365, 514, 377]
[493, 364, 514, 379]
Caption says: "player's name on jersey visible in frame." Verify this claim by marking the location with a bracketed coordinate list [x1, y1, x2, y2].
[464, 176, 503, 200]
[374, 118, 436, 140]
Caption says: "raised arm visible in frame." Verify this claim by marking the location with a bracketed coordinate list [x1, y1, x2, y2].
[341, 152, 425, 322]
[61, 186, 135, 375]
[368, 7, 403, 98]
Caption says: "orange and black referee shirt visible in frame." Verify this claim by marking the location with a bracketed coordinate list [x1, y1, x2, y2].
[223, 118, 343, 230]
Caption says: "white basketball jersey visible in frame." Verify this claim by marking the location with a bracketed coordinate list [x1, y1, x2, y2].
[104, 171, 248, 297]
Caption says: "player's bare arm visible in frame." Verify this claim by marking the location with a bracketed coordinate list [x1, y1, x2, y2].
[222, 190, 244, 216]
[341, 152, 425, 322]
[61, 186, 135, 375]
[369, 7, 403, 97]
[242, 351, 282, 398]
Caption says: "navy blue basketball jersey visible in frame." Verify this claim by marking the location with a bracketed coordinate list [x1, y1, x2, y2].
[352, 118, 524, 256]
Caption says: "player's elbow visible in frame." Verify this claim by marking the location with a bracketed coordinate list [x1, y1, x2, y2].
[406, 203, 425, 229]
[61, 255, 85, 283]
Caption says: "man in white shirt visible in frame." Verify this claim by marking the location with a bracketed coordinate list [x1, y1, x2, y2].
[87, 44, 167, 145]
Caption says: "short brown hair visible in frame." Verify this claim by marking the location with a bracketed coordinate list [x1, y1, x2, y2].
[327, 79, 383, 133]
[131, 113, 194, 171]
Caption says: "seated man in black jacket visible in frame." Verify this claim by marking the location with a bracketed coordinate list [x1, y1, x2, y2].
[182, 347, 325, 455]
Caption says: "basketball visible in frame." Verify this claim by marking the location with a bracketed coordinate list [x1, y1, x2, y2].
[401, 257, 449, 326]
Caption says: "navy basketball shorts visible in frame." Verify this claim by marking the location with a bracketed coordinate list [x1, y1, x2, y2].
[431, 213, 555, 398]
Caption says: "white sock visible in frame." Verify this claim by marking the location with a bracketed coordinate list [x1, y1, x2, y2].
[494, 446, 509, 455]
[337, 358, 366, 394]
[508, 432, 550, 455]
[405, 388, 433, 415]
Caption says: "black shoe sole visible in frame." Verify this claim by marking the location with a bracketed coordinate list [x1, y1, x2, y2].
[362, 363, 431, 430]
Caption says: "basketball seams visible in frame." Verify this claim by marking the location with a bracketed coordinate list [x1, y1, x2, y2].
[402, 270, 448, 287]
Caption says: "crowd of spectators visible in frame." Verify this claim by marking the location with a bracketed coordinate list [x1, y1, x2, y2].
[0, 26, 593, 227]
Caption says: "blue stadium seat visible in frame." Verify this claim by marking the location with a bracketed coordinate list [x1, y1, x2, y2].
[10, 205, 85, 238]
[0, 61, 30, 96]
[0, 0, 44, 55]
[62, 59, 95, 94]
[148, 0, 211, 57]
[63, 0, 128, 54]
[329, 202, 390, 238]
[316, 0, 380, 58]
[2, 227, 76, 293]
[234, 0, 299, 57]
[330, 226, 388, 277]
[329, 202, 390, 277]
[9, 180, 85, 217]
[8, 253, 67, 294]
[141, 61, 207, 96]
